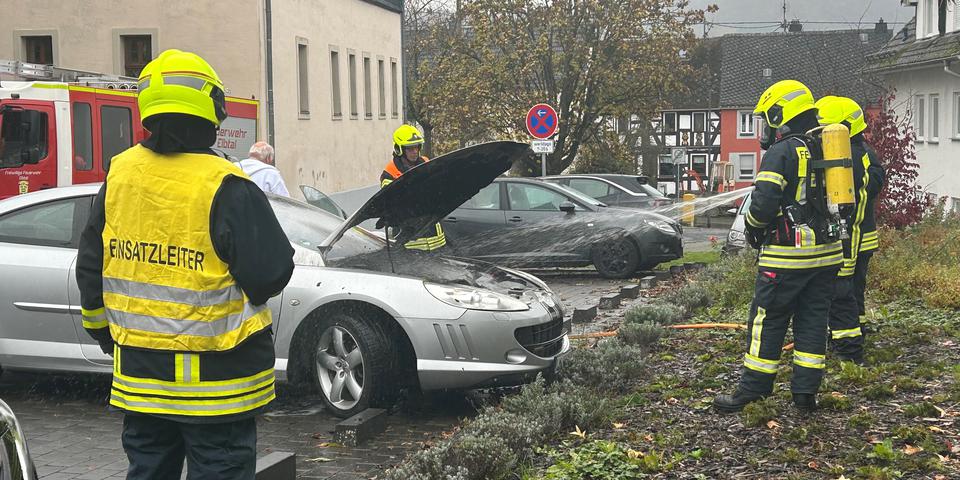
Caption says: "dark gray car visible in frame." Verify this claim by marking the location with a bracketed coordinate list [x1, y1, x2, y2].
[542, 174, 672, 210]
[442, 178, 683, 278]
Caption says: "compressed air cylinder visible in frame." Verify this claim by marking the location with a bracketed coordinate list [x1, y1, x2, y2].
[821, 123, 855, 212]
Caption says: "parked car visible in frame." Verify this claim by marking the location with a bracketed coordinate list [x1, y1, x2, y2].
[0, 399, 37, 480]
[0, 142, 568, 418]
[442, 177, 683, 278]
[300, 184, 348, 218]
[723, 192, 751, 255]
[542, 174, 673, 210]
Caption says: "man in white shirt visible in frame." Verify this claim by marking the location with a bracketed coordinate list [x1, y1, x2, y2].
[238, 141, 290, 197]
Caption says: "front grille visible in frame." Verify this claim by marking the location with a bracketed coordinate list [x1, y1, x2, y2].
[515, 317, 566, 358]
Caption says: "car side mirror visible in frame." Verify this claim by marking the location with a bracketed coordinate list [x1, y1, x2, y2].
[559, 201, 576, 214]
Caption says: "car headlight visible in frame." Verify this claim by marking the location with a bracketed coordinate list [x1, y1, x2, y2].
[729, 230, 746, 242]
[645, 219, 677, 234]
[424, 282, 530, 311]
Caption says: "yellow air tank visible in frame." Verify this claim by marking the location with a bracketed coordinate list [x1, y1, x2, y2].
[820, 123, 855, 213]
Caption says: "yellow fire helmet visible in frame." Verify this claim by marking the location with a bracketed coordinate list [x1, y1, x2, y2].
[753, 79, 815, 129]
[137, 49, 228, 127]
[393, 124, 425, 156]
[815, 95, 867, 137]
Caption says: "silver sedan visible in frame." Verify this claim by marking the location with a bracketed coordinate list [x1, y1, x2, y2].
[0, 142, 569, 418]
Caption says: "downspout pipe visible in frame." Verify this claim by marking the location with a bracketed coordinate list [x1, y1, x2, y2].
[944, 56, 960, 78]
[265, 0, 276, 146]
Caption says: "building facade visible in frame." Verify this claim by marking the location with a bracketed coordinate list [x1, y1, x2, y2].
[867, 0, 960, 211]
[0, 0, 403, 194]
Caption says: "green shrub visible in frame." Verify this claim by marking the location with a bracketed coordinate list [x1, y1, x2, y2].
[662, 282, 712, 314]
[542, 440, 649, 479]
[869, 212, 960, 309]
[625, 303, 683, 325]
[557, 340, 647, 393]
[383, 377, 613, 480]
[618, 322, 665, 348]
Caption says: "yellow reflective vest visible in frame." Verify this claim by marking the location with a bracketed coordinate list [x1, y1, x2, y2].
[99, 144, 276, 418]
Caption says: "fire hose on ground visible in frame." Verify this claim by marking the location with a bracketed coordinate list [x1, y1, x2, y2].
[568, 324, 795, 351]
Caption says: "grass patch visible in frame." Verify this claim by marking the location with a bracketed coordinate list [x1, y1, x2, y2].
[902, 402, 939, 418]
[819, 392, 853, 411]
[741, 397, 779, 427]
[653, 250, 720, 271]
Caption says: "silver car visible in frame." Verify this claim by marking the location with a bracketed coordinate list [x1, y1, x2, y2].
[0, 142, 569, 418]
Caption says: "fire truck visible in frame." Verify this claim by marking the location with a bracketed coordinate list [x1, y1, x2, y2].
[0, 60, 259, 199]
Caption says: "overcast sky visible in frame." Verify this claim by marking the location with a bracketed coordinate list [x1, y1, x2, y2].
[687, 0, 916, 36]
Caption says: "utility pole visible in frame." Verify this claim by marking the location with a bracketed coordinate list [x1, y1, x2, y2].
[782, 0, 787, 33]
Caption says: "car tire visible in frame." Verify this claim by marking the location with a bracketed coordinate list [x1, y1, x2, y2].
[308, 311, 396, 418]
[591, 235, 640, 279]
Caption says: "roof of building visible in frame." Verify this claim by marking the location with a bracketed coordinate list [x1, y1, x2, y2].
[718, 27, 890, 109]
[360, 0, 402, 14]
[865, 16, 960, 73]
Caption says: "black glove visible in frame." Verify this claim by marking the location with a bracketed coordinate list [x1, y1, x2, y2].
[745, 224, 766, 250]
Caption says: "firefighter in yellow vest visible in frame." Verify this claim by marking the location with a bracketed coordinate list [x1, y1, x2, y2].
[714, 80, 843, 414]
[816, 96, 885, 364]
[76, 49, 294, 479]
[379, 124, 446, 251]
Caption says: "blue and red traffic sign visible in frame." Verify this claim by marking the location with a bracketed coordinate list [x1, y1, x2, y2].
[526, 103, 558, 139]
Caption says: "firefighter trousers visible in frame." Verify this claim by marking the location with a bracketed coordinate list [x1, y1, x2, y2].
[829, 276, 864, 362]
[739, 266, 838, 396]
[853, 251, 874, 338]
[122, 414, 256, 480]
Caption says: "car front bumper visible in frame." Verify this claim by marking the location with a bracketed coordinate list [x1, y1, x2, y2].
[402, 301, 570, 391]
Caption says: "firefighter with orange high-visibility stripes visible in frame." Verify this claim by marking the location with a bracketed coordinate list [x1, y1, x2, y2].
[76, 49, 294, 478]
[380, 124, 446, 251]
[714, 79, 844, 414]
[816, 96, 885, 364]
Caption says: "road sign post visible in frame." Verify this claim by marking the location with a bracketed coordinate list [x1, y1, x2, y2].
[526, 104, 559, 176]
[671, 147, 687, 197]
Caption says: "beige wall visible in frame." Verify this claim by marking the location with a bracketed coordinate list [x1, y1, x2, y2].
[271, 0, 403, 193]
[0, 0, 262, 100]
[1, 0, 402, 194]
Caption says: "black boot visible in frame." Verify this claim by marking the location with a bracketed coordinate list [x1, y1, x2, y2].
[793, 393, 817, 412]
[713, 390, 766, 413]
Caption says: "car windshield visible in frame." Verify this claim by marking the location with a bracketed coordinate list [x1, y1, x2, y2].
[549, 182, 605, 207]
[268, 195, 384, 261]
[636, 183, 667, 198]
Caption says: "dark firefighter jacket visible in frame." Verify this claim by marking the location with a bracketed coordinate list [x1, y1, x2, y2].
[853, 136, 885, 254]
[380, 155, 446, 251]
[745, 135, 843, 272]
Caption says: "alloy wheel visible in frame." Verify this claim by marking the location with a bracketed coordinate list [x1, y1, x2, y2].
[315, 325, 365, 410]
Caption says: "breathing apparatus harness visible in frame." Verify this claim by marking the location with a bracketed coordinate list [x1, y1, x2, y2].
[764, 124, 855, 249]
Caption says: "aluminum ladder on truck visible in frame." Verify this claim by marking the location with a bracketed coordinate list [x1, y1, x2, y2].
[0, 59, 138, 90]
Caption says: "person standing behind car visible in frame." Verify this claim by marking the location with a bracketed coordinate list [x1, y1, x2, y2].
[380, 124, 446, 251]
[239, 141, 290, 197]
[76, 49, 294, 480]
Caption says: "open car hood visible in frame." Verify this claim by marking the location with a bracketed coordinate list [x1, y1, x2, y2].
[320, 141, 528, 250]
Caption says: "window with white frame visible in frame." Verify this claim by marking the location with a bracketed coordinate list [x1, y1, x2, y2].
[297, 39, 309, 117]
[377, 58, 386, 118]
[930, 93, 940, 141]
[390, 59, 399, 118]
[915, 95, 926, 140]
[330, 49, 342, 118]
[953, 92, 960, 138]
[734, 153, 756, 179]
[921, 0, 938, 37]
[348, 52, 358, 118]
[363, 54, 372, 119]
[738, 111, 755, 137]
